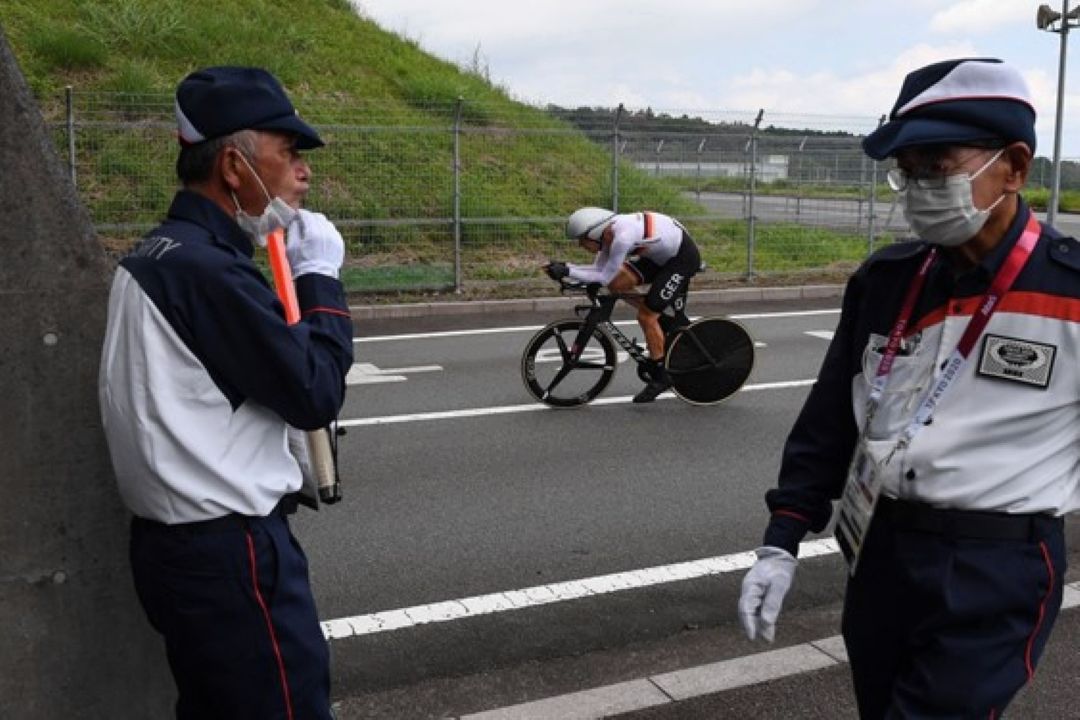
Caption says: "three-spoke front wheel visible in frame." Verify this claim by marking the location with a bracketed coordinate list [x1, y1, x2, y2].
[520, 320, 618, 407]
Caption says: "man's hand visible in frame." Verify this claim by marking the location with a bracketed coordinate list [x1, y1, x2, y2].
[286, 209, 345, 279]
[738, 546, 797, 642]
[544, 261, 569, 282]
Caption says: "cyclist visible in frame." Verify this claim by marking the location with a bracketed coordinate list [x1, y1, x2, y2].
[544, 207, 701, 403]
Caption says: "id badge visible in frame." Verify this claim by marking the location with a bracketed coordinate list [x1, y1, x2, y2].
[834, 441, 886, 576]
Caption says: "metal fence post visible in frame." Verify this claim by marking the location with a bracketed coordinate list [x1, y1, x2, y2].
[452, 96, 463, 292]
[696, 138, 706, 199]
[746, 109, 763, 281]
[867, 114, 886, 256]
[612, 103, 624, 212]
[795, 136, 807, 217]
[65, 86, 76, 187]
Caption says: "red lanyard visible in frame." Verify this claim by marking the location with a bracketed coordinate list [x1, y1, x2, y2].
[869, 212, 1041, 413]
[904, 212, 1040, 437]
[869, 247, 937, 403]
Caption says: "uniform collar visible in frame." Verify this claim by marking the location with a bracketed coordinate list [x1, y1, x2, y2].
[950, 196, 1031, 292]
[166, 189, 254, 256]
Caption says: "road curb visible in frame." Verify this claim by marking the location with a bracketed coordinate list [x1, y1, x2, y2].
[348, 284, 845, 321]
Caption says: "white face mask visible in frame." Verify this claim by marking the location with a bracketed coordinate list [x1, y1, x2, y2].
[231, 151, 297, 246]
[898, 149, 1006, 247]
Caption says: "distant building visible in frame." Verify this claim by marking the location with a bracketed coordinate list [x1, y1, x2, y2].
[636, 154, 790, 182]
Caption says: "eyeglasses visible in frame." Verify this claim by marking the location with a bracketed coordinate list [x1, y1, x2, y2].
[886, 147, 1003, 192]
[886, 167, 952, 192]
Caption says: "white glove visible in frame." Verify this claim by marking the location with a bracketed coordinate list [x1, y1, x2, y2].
[285, 209, 344, 279]
[738, 546, 797, 642]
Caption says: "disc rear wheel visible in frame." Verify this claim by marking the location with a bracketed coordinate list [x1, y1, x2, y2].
[665, 317, 755, 405]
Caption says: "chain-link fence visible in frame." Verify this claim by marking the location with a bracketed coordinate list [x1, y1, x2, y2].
[50, 89, 919, 295]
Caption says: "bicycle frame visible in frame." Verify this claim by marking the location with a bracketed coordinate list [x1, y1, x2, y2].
[522, 281, 755, 406]
[566, 285, 650, 368]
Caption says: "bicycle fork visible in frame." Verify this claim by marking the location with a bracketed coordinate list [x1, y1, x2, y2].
[542, 317, 604, 396]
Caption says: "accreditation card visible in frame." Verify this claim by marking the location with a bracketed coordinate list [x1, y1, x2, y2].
[834, 441, 882, 575]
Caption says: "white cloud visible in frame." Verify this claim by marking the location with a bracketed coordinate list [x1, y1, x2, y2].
[352, 0, 1080, 156]
[930, 0, 1032, 34]
[725, 44, 980, 126]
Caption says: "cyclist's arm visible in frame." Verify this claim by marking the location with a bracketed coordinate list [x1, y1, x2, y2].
[568, 231, 636, 285]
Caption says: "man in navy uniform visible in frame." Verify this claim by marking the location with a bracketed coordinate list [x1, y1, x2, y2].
[99, 67, 352, 719]
[738, 58, 1079, 717]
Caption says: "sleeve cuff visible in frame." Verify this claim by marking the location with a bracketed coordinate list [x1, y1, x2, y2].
[762, 511, 811, 558]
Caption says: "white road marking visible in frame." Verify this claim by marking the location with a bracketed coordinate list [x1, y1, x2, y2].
[463, 581, 1080, 719]
[322, 538, 840, 641]
[354, 309, 841, 344]
[806, 330, 835, 341]
[346, 362, 443, 385]
[337, 379, 816, 428]
[733, 309, 841, 320]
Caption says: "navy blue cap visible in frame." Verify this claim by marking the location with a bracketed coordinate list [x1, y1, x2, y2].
[175, 66, 323, 149]
[863, 58, 1036, 160]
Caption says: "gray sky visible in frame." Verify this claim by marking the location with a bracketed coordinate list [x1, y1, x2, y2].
[353, 0, 1080, 158]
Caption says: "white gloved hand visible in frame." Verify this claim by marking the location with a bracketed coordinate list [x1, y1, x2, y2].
[285, 209, 344, 279]
[738, 546, 797, 642]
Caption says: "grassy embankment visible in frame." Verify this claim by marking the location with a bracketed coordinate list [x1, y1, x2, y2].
[4, 0, 883, 294]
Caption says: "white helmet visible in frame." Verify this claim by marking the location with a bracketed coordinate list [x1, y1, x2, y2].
[566, 207, 616, 241]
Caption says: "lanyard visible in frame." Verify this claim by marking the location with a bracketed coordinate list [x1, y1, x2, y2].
[896, 213, 1040, 446]
[868, 212, 1041, 449]
[867, 247, 938, 406]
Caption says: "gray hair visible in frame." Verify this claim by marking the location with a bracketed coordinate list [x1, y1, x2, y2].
[175, 129, 258, 185]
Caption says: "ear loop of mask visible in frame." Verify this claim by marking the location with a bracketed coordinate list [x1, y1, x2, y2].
[970, 148, 1007, 213]
[229, 148, 273, 212]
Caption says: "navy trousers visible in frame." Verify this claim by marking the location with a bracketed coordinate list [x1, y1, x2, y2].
[842, 499, 1065, 719]
[130, 506, 332, 720]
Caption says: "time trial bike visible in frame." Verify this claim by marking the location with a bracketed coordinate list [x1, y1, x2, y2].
[520, 281, 755, 407]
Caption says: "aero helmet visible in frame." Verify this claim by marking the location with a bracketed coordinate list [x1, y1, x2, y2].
[566, 207, 616, 241]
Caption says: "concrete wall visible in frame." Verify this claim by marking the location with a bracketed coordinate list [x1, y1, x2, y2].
[0, 31, 171, 717]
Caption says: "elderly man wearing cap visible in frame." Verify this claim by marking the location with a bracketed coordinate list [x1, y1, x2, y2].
[99, 67, 351, 719]
[737, 58, 1080, 717]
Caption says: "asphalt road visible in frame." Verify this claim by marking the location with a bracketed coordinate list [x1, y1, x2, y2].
[289, 293, 1080, 719]
[293, 297, 843, 698]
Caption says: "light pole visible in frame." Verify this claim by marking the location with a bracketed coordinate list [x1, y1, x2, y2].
[1037, 2, 1080, 225]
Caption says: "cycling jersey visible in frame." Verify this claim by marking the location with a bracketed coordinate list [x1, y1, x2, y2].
[567, 211, 686, 285]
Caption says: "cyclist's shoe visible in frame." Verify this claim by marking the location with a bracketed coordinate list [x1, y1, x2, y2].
[633, 378, 670, 404]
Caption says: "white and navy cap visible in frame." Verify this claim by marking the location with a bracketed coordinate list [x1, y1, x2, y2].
[175, 66, 324, 149]
[863, 58, 1036, 160]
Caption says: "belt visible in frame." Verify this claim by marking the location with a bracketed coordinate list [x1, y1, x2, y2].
[133, 494, 300, 535]
[877, 497, 1060, 542]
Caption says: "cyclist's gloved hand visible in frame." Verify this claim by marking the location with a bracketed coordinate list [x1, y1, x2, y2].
[738, 545, 797, 642]
[287, 209, 344, 279]
[544, 261, 569, 282]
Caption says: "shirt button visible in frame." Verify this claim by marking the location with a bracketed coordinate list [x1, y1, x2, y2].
[905, 469, 916, 481]
[952, 303, 963, 313]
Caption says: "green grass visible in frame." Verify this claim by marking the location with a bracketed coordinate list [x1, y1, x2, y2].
[341, 263, 454, 291]
[6, 0, 709, 243]
[3, 0, 895, 295]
